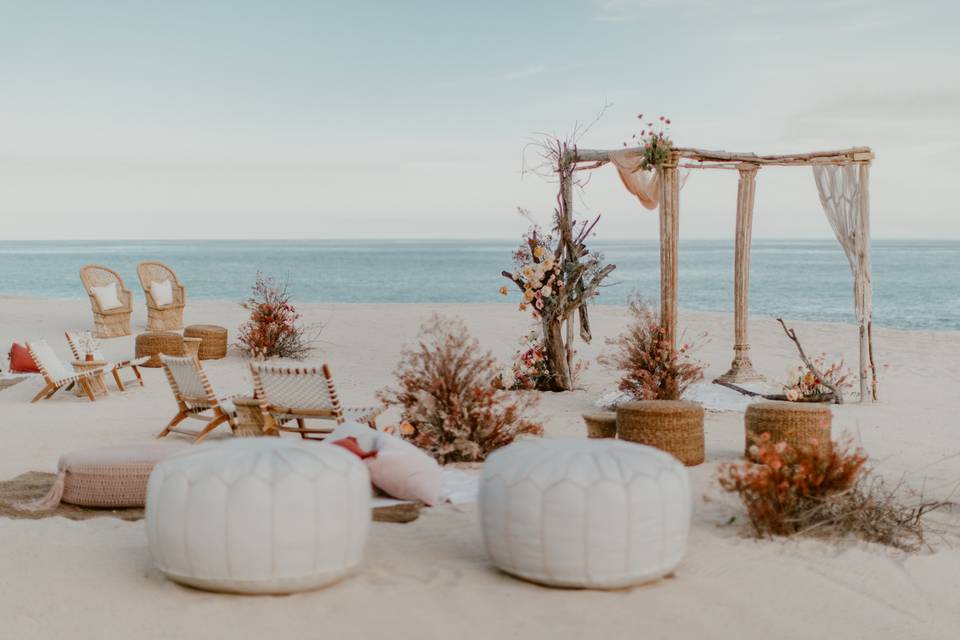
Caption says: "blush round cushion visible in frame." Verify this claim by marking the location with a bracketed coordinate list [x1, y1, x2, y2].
[18, 442, 188, 511]
[479, 438, 691, 589]
[146, 438, 371, 594]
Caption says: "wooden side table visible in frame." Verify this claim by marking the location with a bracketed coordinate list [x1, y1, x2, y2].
[232, 396, 276, 437]
[72, 360, 110, 398]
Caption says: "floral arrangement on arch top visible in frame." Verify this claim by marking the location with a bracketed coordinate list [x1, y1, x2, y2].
[624, 113, 674, 171]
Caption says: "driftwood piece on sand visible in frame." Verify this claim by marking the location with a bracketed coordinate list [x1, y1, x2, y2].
[777, 318, 844, 405]
[712, 379, 835, 404]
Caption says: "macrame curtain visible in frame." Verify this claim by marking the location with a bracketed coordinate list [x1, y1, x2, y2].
[812, 162, 874, 399]
[609, 150, 689, 210]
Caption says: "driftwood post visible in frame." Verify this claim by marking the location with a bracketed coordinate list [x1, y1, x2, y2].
[857, 161, 875, 402]
[658, 151, 680, 350]
[718, 163, 764, 383]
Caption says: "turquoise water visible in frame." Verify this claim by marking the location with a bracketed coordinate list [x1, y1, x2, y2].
[0, 239, 957, 331]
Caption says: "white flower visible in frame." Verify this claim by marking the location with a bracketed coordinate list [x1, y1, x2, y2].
[541, 285, 553, 297]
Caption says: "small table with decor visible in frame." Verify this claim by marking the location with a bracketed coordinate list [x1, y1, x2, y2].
[71, 360, 110, 398]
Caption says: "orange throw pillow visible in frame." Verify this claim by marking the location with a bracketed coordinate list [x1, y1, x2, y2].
[8, 343, 40, 373]
[331, 437, 378, 460]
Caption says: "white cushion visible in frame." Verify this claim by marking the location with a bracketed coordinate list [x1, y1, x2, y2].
[146, 439, 371, 594]
[26, 340, 70, 381]
[326, 421, 380, 452]
[150, 279, 174, 306]
[479, 439, 691, 589]
[366, 433, 443, 506]
[91, 282, 122, 310]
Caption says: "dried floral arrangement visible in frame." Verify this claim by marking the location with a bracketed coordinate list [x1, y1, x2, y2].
[378, 315, 543, 463]
[599, 297, 705, 401]
[500, 214, 614, 391]
[719, 435, 945, 551]
[783, 356, 853, 402]
[624, 113, 673, 170]
[236, 273, 319, 360]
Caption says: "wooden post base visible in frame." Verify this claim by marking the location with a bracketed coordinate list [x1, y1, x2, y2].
[716, 345, 765, 384]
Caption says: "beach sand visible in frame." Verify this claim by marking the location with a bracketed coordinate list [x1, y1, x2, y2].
[1, 297, 958, 639]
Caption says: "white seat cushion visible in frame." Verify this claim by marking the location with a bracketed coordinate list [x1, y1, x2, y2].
[479, 438, 691, 589]
[150, 279, 174, 306]
[146, 439, 371, 594]
[91, 282, 122, 310]
[26, 340, 70, 381]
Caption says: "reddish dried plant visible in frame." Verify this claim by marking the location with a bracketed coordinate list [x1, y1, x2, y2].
[599, 298, 704, 400]
[236, 273, 317, 360]
[378, 315, 543, 464]
[718, 435, 868, 537]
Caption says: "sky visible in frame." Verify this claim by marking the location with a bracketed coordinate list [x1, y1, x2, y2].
[1, 0, 958, 241]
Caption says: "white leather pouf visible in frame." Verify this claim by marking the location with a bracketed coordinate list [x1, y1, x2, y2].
[146, 438, 371, 594]
[479, 439, 691, 589]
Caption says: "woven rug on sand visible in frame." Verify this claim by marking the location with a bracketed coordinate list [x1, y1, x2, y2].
[0, 472, 421, 523]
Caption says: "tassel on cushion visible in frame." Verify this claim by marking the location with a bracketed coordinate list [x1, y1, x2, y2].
[15, 469, 66, 512]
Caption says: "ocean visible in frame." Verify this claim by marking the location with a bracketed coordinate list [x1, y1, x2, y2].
[0, 239, 957, 331]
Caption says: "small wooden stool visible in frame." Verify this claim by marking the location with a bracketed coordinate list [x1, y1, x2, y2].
[135, 332, 185, 368]
[184, 324, 228, 360]
[232, 396, 273, 437]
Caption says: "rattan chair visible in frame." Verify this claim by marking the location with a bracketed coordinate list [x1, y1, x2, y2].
[65, 331, 147, 392]
[79, 264, 133, 338]
[26, 340, 107, 403]
[250, 363, 382, 440]
[136, 262, 186, 331]
[157, 354, 237, 443]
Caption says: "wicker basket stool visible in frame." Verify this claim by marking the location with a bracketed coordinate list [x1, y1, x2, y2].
[744, 401, 832, 459]
[582, 412, 618, 439]
[617, 400, 705, 466]
[184, 324, 228, 360]
[135, 332, 185, 368]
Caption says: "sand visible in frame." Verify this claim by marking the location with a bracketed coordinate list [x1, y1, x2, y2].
[0, 296, 958, 639]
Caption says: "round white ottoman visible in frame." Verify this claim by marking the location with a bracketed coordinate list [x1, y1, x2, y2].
[146, 439, 371, 594]
[479, 439, 691, 589]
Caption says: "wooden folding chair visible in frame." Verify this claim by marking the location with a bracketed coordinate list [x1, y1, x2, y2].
[249, 363, 382, 440]
[26, 340, 106, 403]
[157, 354, 237, 443]
[65, 331, 147, 392]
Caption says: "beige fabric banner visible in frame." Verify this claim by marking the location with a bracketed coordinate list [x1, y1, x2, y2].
[609, 150, 660, 210]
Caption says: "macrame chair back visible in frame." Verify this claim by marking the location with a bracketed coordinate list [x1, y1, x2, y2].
[250, 363, 344, 420]
[160, 354, 218, 409]
[27, 340, 70, 382]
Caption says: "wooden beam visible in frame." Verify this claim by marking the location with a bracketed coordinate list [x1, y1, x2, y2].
[568, 146, 872, 167]
[659, 152, 680, 349]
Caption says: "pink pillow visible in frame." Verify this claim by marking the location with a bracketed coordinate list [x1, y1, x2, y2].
[367, 434, 443, 506]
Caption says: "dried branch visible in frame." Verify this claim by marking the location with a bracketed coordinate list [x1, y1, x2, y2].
[777, 318, 844, 404]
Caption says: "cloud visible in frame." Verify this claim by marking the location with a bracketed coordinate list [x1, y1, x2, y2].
[502, 65, 547, 81]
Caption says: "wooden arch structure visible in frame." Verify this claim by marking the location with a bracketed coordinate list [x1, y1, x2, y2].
[560, 145, 876, 401]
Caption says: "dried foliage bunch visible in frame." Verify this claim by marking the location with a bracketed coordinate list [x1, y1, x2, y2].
[378, 315, 543, 463]
[599, 298, 704, 401]
[719, 435, 943, 551]
[783, 356, 853, 402]
[624, 113, 673, 170]
[236, 273, 317, 360]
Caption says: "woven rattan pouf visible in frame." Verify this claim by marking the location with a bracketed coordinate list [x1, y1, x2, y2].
[479, 439, 691, 589]
[17, 442, 187, 511]
[744, 401, 832, 458]
[582, 412, 618, 438]
[617, 400, 705, 466]
[135, 332, 185, 368]
[183, 324, 228, 360]
[146, 439, 371, 594]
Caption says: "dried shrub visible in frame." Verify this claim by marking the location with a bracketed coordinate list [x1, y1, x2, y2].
[719, 435, 944, 551]
[599, 297, 704, 400]
[236, 273, 318, 360]
[378, 315, 543, 464]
